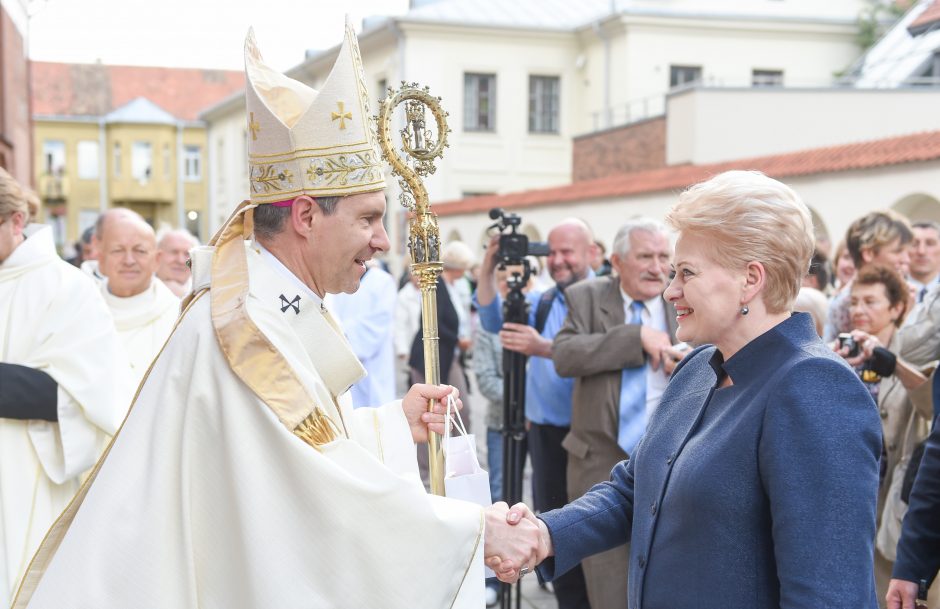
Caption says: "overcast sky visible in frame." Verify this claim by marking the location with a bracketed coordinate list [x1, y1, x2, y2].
[26, 0, 410, 71]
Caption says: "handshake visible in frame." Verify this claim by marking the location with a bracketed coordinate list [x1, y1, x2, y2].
[482, 501, 553, 583]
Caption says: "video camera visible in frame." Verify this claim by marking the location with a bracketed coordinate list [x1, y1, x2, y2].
[488, 208, 550, 266]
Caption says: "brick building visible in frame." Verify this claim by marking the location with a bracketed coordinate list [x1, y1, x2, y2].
[0, 0, 31, 187]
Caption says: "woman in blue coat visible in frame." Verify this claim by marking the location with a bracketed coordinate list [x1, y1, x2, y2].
[491, 170, 882, 609]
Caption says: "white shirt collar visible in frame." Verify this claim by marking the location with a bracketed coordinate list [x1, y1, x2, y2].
[619, 285, 663, 311]
[253, 241, 323, 308]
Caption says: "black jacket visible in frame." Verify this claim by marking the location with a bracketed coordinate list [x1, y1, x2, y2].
[893, 416, 940, 586]
[408, 277, 459, 383]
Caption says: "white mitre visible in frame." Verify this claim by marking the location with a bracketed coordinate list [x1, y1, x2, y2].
[245, 18, 385, 203]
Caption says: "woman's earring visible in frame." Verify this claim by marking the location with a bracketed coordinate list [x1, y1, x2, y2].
[740, 305, 749, 316]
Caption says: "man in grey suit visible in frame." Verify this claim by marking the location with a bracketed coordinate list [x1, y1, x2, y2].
[552, 218, 679, 609]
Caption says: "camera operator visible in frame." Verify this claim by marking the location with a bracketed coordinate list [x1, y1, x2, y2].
[475, 217, 596, 609]
[831, 265, 934, 604]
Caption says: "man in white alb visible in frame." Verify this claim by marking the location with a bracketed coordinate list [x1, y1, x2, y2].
[12, 20, 541, 609]
[0, 168, 129, 606]
[96, 208, 180, 385]
[156, 226, 199, 297]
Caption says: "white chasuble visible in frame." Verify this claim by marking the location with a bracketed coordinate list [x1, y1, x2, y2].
[0, 226, 131, 605]
[100, 276, 180, 386]
[14, 239, 485, 609]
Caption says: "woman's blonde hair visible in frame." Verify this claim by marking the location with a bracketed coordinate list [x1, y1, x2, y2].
[0, 167, 31, 222]
[665, 170, 814, 314]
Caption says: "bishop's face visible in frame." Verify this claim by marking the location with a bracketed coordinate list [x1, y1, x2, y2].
[307, 190, 390, 295]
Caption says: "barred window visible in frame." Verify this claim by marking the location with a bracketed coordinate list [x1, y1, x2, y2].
[464, 73, 496, 132]
[529, 75, 560, 134]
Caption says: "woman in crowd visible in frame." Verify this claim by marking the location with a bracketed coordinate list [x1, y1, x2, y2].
[492, 170, 883, 608]
[824, 211, 912, 341]
[833, 238, 857, 292]
[837, 265, 935, 605]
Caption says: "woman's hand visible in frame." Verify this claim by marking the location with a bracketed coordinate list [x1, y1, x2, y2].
[830, 329, 883, 367]
[849, 329, 884, 366]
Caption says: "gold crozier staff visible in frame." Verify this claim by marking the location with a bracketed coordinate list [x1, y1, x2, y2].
[377, 84, 451, 495]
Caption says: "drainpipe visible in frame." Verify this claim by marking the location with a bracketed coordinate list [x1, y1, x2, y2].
[176, 122, 185, 229]
[206, 123, 215, 238]
[98, 117, 107, 212]
[592, 20, 611, 129]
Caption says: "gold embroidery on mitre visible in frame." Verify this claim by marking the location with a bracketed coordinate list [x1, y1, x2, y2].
[243, 17, 386, 203]
[331, 101, 353, 129]
[250, 165, 294, 194]
[306, 151, 382, 187]
[294, 407, 341, 450]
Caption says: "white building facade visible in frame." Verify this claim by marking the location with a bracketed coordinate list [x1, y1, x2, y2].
[201, 0, 873, 269]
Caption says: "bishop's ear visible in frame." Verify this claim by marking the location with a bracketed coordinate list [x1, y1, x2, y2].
[290, 195, 319, 235]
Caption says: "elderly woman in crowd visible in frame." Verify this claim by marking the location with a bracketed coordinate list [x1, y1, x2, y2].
[492, 170, 882, 608]
[836, 265, 935, 605]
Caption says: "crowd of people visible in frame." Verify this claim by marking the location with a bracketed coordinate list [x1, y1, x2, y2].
[328, 183, 940, 609]
[4, 18, 940, 609]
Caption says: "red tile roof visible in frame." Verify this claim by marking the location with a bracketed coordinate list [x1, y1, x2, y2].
[909, 0, 940, 35]
[30, 62, 245, 121]
[435, 130, 940, 216]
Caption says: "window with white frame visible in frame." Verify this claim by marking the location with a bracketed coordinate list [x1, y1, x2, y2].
[131, 141, 152, 181]
[529, 75, 560, 134]
[77, 141, 99, 179]
[669, 65, 702, 88]
[42, 140, 66, 176]
[464, 73, 496, 132]
[184, 145, 201, 180]
[752, 69, 784, 87]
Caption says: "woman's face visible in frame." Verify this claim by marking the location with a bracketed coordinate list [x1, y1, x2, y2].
[664, 232, 744, 349]
[862, 237, 910, 273]
[849, 282, 902, 334]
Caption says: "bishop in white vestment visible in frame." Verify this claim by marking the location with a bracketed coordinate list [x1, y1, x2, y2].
[12, 21, 543, 609]
[0, 172, 130, 606]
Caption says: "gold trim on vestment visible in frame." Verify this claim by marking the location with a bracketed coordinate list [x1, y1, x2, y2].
[372, 410, 384, 464]
[295, 408, 341, 450]
[447, 508, 486, 609]
[209, 200, 328, 434]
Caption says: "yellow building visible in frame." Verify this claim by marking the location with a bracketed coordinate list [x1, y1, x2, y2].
[31, 61, 244, 248]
